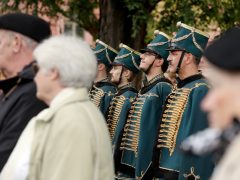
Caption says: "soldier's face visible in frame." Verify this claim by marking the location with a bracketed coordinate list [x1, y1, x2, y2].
[109, 65, 123, 84]
[140, 52, 156, 72]
[167, 50, 182, 73]
[201, 62, 240, 130]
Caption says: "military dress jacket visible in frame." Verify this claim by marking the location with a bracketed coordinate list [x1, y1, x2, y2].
[117, 76, 172, 179]
[89, 81, 116, 117]
[107, 85, 138, 151]
[155, 74, 214, 180]
[0, 63, 47, 171]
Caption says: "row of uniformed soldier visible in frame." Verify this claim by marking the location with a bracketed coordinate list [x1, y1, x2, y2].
[89, 22, 214, 179]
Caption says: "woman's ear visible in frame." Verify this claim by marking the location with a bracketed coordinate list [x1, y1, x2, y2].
[49, 67, 60, 80]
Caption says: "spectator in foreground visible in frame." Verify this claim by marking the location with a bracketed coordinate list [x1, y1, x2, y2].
[1, 35, 114, 180]
[0, 13, 51, 171]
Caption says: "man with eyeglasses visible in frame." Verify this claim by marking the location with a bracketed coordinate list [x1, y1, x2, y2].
[116, 31, 172, 179]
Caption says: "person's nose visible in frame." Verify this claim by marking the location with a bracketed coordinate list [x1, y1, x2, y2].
[167, 54, 172, 62]
[109, 68, 114, 75]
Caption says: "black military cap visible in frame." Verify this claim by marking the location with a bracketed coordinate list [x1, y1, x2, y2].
[0, 13, 51, 42]
[204, 27, 240, 71]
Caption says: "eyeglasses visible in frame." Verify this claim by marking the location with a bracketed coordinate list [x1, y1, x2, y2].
[32, 62, 39, 74]
[144, 52, 157, 56]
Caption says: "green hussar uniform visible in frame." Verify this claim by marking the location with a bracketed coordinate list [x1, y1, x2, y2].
[116, 31, 172, 180]
[89, 39, 117, 116]
[89, 81, 116, 116]
[106, 44, 141, 178]
[153, 23, 214, 180]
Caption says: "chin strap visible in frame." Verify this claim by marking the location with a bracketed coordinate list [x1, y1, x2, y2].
[144, 55, 159, 75]
[116, 66, 124, 85]
[176, 51, 186, 74]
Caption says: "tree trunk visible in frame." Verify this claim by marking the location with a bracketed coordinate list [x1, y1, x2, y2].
[99, 0, 146, 51]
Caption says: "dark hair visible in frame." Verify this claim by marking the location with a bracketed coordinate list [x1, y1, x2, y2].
[162, 60, 168, 72]
[154, 54, 168, 73]
[98, 62, 111, 73]
[194, 56, 201, 65]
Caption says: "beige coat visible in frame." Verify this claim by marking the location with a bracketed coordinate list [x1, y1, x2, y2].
[211, 133, 240, 180]
[2, 88, 114, 180]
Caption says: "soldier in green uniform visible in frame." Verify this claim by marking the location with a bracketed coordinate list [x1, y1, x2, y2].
[89, 39, 118, 116]
[106, 43, 141, 179]
[153, 22, 214, 179]
[116, 31, 172, 179]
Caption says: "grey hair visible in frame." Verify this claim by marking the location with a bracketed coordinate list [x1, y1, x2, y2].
[4, 31, 38, 50]
[21, 35, 38, 50]
[33, 35, 97, 88]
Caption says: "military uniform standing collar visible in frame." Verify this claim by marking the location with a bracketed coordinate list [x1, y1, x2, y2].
[117, 83, 137, 95]
[95, 77, 109, 83]
[177, 73, 203, 88]
[148, 74, 164, 85]
[141, 74, 171, 94]
[94, 78, 115, 88]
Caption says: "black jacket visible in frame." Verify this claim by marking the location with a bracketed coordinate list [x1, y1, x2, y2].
[0, 63, 47, 171]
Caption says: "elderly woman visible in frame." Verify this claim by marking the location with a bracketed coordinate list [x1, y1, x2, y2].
[1, 35, 114, 180]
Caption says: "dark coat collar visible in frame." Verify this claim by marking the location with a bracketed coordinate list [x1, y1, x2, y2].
[177, 74, 203, 88]
[140, 76, 171, 94]
[0, 62, 35, 94]
[116, 83, 137, 95]
[94, 81, 116, 88]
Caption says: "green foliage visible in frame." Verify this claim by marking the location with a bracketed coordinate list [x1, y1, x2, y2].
[1, 0, 240, 43]
[122, 0, 159, 38]
[0, 0, 99, 36]
[148, 0, 240, 41]
[63, 0, 99, 33]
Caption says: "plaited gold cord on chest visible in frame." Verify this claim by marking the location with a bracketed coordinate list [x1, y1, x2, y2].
[107, 95, 126, 140]
[157, 83, 208, 156]
[120, 93, 158, 156]
[119, 95, 144, 155]
[89, 86, 105, 107]
[157, 88, 191, 156]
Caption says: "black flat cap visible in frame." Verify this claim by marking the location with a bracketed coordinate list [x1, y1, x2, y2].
[0, 13, 51, 42]
[204, 27, 240, 71]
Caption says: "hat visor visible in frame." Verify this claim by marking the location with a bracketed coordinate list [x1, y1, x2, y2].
[111, 61, 134, 72]
[111, 61, 125, 67]
[140, 48, 150, 53]
[166, 45, 185, 51]
[140, 48, 160, 55]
